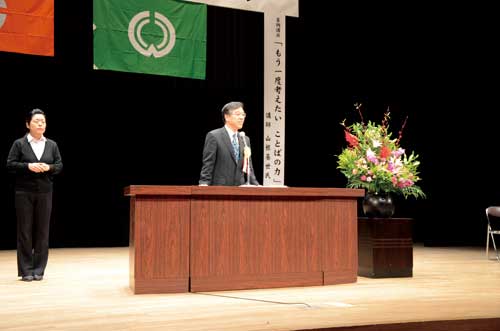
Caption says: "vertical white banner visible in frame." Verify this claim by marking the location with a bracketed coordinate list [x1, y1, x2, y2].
[263, 14, 285, 186]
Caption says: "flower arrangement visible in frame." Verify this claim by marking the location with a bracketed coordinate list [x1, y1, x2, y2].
[337, 103, 425, 199]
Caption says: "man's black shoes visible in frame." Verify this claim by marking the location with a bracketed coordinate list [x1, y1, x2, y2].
[33, 275, 43, 281]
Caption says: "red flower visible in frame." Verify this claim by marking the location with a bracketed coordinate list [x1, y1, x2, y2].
[344, 131, 359, 148]
[379, 145, 391, 159]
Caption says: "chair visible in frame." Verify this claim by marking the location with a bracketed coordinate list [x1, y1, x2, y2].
[485, 207, 500, 261]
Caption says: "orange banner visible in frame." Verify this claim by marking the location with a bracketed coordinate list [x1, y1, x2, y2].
[0, 0, 54, 56]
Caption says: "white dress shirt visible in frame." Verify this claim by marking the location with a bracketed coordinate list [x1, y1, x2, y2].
[27, 133, 47, 160]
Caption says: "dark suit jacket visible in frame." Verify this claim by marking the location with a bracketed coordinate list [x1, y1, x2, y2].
[6, 135, 63, 192]
[199, 127, 259, 186]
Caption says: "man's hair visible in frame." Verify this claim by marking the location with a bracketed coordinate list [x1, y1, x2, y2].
[221, 101, 244, 124]
[26, 108, 45, 123]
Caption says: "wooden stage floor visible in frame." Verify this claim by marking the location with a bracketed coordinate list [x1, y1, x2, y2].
[0, 245, 499, 331]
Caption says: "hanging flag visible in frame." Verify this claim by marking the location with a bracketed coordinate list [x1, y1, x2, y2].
[0, 0, 54, 56]
[93, 0, 207, 79]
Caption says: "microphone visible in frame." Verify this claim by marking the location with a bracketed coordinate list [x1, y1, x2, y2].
[238, 132, 252, 185]
[239, 132, 251, 157]
[239, 131, 247, 147]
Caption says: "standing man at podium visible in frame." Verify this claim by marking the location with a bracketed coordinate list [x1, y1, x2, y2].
[199, 101, 259, 186]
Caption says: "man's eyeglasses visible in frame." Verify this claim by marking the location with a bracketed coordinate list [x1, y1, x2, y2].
[231, 112, 246, 118]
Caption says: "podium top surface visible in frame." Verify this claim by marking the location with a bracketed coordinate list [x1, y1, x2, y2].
[124, 185, 365, 198]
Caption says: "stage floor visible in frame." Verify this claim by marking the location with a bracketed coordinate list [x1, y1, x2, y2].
[0, 245, 499, 330]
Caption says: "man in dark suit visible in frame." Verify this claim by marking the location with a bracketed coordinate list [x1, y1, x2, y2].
[199, 101, 259, 186]
[6, 108, 63, 281]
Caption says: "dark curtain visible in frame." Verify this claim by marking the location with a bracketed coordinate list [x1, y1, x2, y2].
[1, 2, 499, 248]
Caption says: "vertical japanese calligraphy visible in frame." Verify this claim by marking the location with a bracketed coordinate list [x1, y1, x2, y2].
[263, 15, 285, 185]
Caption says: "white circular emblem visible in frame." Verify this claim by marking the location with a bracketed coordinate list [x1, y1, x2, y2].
[0, 0, 7, 29]
[128, 11, 176, 58]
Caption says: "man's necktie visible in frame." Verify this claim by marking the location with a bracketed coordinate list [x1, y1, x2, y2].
[232, 133, 240, 161]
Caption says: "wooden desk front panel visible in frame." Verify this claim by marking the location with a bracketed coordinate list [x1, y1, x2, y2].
[190, 196, 357, 292]
[322, 199, 358, 285]
[131, 196, 190, 293]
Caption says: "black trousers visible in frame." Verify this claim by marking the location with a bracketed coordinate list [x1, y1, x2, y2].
[15, 191, 53, 277]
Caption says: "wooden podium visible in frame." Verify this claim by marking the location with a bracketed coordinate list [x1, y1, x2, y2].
[358, 217, 413, 278]
[125, 185, 364, 294]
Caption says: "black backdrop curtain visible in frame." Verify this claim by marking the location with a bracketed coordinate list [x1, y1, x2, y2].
[1, 2, 499, 248]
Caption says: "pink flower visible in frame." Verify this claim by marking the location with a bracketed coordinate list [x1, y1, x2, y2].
[391, 177, 398, 185]
[392, 148, 405, 158]
[366, 149, 379, 164]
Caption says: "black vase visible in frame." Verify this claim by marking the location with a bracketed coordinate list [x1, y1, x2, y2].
[362, 192, 395, 218]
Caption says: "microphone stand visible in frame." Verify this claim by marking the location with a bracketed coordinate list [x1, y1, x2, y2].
[245, 153, 251, 186]
[239, 132, 252, 186]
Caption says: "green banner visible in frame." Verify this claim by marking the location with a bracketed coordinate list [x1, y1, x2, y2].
[93, 0, 206, 79]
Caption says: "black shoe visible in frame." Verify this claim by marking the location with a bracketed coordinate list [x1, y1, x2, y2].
[33, 275, 43, 281]
[21, 275, 34, 282]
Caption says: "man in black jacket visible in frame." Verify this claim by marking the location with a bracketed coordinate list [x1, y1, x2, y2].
[199, 101, 259, 186]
